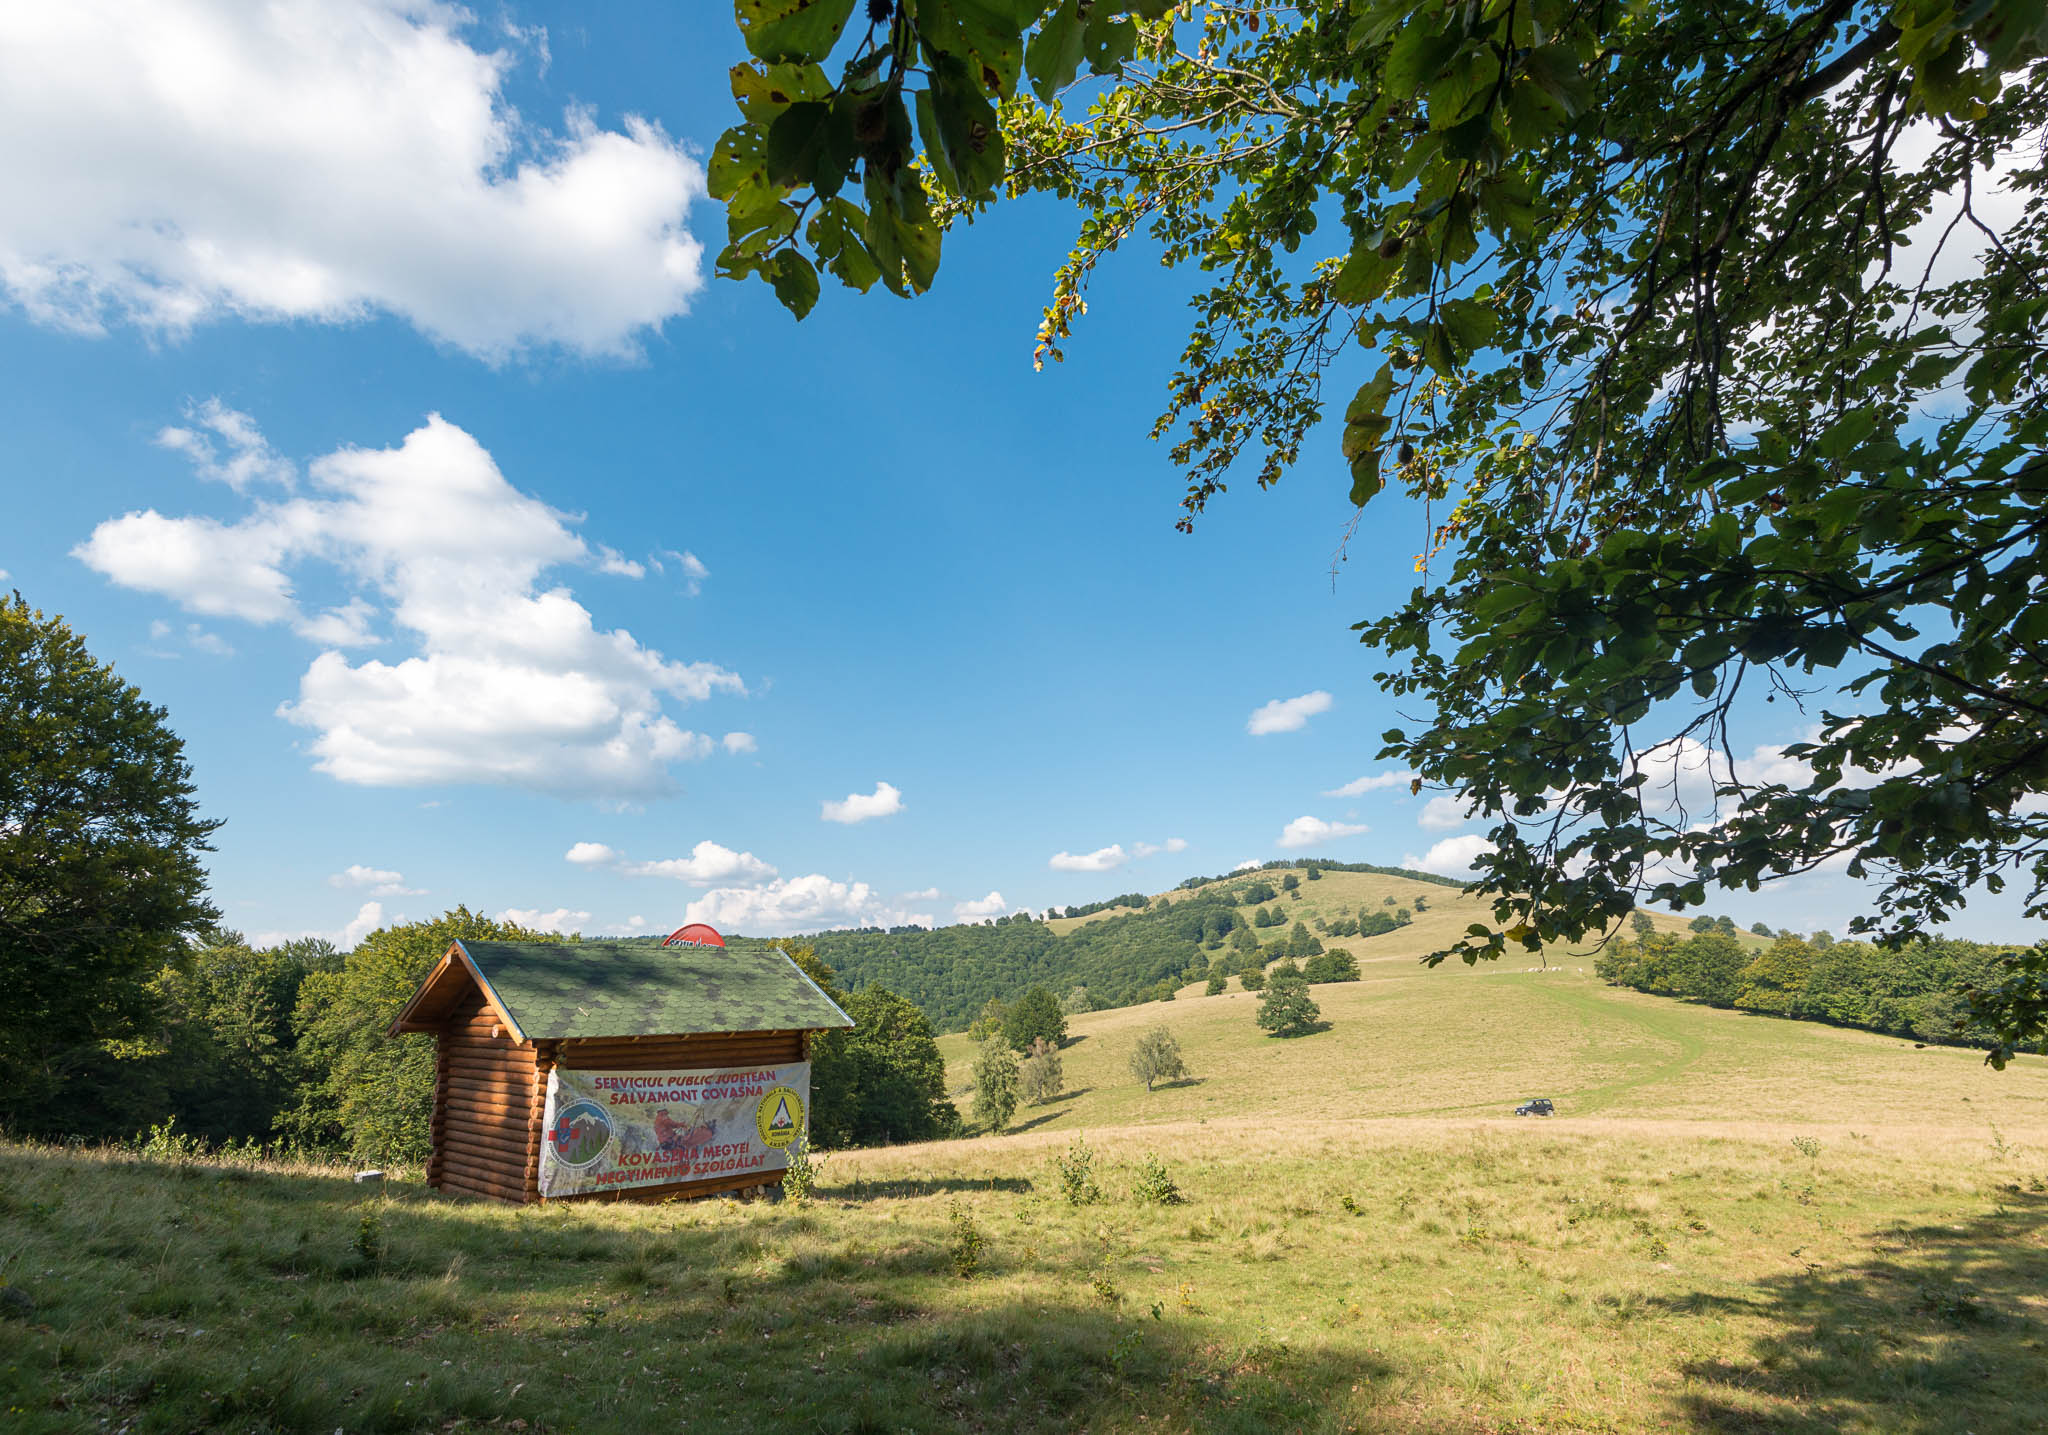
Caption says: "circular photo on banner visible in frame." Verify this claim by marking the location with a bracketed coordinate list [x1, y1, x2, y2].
[548, 1098, 614, 1169]
[755, 1085, 805, 1148]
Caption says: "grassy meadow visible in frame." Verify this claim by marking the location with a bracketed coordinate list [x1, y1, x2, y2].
[1041, 868, 1765, 958]
[5, 945, 2045, 1434]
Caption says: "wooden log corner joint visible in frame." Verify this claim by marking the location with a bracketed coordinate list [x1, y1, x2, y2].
[387, 930, 851, 1205]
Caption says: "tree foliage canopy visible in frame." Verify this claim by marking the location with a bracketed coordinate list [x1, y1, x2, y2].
[711, 0, 2048, 1041]
[0, 595, 220, 1131]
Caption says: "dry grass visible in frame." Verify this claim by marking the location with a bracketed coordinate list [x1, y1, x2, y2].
[5, 1117, 2045, 1434]
[944, 960, 2048, 1136]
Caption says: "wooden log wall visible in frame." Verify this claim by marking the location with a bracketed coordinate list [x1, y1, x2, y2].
[430, 1020, 807, 1205]
[432, 990, 538, 1202]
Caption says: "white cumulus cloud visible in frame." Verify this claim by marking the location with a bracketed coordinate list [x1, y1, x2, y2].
[564, 842, 617, 866]
[953, 891, 1009, 920]
[76, 410, 745, 799]
[900, 887, 940, 901]
[156, 400, 295, 491]
[1049, 844, 1127, 873]
[822, 781, 904, 824]
[1234, 859, 1262, 872]
[721, 732, 757, 754]
[1418, 795, 1477, 832]
[1403, 835, 1496, 876]
[1247, 690, 1333, 736]
[1131, 837, 1188, 858]
[1278, 815, 1369, 849]
[328, 863, 423, 897]
[620, 841, 777, 886]
[499, 906, 592, 935]
[0, 2, 703, 358]
[1324, 770, 1414, 797]
[686, 875, 930, 936]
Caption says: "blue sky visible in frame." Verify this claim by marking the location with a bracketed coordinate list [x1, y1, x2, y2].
[2, 3, 2037, 945]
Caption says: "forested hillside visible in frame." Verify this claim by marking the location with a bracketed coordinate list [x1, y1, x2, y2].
[722, 860, 1606, 1030]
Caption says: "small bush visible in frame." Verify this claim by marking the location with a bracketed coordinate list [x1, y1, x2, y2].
[947, 1201, 987, 1278]
[352, 1207, 385, 1266]
[782, 1134, 825, 1203]
[1131, 1154, 1186, 1205]
[1054, 1138, 1103, 1206]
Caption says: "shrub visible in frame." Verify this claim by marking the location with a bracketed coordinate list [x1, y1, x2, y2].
[1239, 963, 1267, 992]
[947, 1201, 986, 1278]
[1131, 1154, 1186, 1204]
[782, 1134, 825, 1203]
[1204, 971, 1227, 995]
[1302, 948, 1360, 983]
[1018, 1036, 1064, 1105]
[1129, 1026, 1190, 1091]
[1054, 1137, 1102, 1205]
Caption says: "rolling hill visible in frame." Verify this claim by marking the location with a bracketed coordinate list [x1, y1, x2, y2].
[730, 860, 1764, 1031]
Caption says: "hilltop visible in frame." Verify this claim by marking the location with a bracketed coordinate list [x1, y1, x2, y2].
[727, 859, 1761, 1031]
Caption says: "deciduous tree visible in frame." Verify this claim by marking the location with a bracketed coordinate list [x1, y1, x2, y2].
[1129, 1024, 1188, 1090]
[0, 595, 221, 1134]
[708, 0, 2048, 1048]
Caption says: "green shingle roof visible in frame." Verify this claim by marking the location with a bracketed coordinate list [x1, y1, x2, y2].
[453, 940, 852, 1041]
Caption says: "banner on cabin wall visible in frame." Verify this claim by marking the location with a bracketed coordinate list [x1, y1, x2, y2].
[537, 1061, 810, 1199]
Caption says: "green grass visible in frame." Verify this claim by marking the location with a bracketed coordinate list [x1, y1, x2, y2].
[944, 958, 2048, 1135]
[3, 1121, 2045, 1434]
[6, 960, 2044, 1433]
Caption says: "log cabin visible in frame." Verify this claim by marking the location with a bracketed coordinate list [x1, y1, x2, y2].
[387, 929, 852, 1203]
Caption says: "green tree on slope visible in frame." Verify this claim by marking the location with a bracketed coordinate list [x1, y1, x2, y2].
[1256, 973, 1323, 1039]
[0, 595, 220, 1135]
[1003, 984, 1068, 1051]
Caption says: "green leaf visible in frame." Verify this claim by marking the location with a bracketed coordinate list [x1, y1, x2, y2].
[1026, 0, 1088, 103]
[1521, 45, 1592, 118]
[919, 0, 1029, 98]
[1815, 407, 1879, 460]
[1343, 365, 1396, 504]
[767, 250, 822, 318]
[736, 0, 859, 64]
[766, 100, 856, 197]
[1332, 241, 1395, 305]
[927, 55, 1006, 197]
[729, 60, 833, 121]
[1083, 6, 1139, 76]
[808, 196, 883, 291]
[1439, 297, 1498, 357]
[1422, 321, 1456, 376]
[864, 167, 943, 296]
[708, 123, 772, 201]
[915, 88, 964, 196]
[1385, 23, 1463, 97]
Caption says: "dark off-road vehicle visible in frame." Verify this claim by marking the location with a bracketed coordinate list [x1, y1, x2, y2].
[1514, 1098, 1555, 1117]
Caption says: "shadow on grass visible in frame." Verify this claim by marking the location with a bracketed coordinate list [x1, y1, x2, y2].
[1650, 1190, 2048, 1433]
[833, 1174, 1037, 1199]
[1, 1141, 1401, 1435]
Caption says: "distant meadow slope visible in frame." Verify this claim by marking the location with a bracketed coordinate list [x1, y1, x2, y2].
[935, 956, 2048, 1137]
[724, 862, 1753, 1031]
